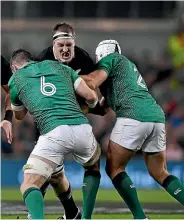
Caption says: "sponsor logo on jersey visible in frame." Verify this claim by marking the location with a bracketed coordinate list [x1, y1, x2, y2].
[174, 188, 182, 195]
[130, 184, 135, 188]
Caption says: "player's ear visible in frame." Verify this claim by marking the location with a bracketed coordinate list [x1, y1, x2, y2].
[11, 64, 18, 73]
[72, 39, 75, 46]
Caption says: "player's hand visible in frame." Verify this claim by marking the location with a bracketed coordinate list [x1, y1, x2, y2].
[81, 75, 96, 90]
[81, 75, 93, 82]
[0, 120, 13, 144]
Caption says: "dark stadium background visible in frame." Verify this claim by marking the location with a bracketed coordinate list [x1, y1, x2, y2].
[1, 1, 184, 219]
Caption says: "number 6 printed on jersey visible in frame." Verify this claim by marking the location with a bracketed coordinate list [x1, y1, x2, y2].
[40, 76, 56, 96]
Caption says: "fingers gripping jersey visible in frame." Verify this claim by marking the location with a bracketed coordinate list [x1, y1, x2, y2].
[8, 60, 88, 134]
[97, 53, 165, 123]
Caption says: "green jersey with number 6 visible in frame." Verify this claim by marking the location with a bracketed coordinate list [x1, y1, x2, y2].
[97, 53, 165, 123]
[8, 60, 88, 135]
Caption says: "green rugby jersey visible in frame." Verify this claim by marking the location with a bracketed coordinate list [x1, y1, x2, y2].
[8, 60, 88, 134]
[97, 53, 165, 123]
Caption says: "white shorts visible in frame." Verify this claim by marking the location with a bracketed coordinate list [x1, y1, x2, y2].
[110, 118, 166, 153]
[31, 124, 99, 166]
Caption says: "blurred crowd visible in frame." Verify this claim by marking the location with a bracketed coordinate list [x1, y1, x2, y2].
[1, 20, 184, 161]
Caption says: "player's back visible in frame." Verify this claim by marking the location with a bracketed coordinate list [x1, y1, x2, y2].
[11, 60, 88, 134]
[98, 53, 165, 123]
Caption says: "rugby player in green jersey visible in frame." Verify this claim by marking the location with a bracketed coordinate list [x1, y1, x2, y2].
[8, 49, 101, 219]
[83, 40, 184, 220]
[34, 23, 116, 220]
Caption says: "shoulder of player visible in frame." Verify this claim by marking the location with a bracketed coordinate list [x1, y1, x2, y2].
[8, 74, 15, 88]
[36, 46, 54, 61]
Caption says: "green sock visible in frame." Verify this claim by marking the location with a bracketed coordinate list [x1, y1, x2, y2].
[82, 170, 101, 219]
[112, 171, 146, 219]
[162, 175, 184, 205]
[23, 187, 44, 219]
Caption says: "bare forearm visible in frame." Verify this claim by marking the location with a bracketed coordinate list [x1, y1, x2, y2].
[5, 93, 12, 111]
[3, 93, 13, 123]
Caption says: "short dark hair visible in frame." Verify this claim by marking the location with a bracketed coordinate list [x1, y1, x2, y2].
[53, 22, 75, 37]
[11, 49, 33, 65]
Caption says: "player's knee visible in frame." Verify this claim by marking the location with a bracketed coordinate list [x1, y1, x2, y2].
[20, 176, 39, 194]
[84, 169, 101, 179]
[50, 171, 66, 187]
[84, 160, 100, 172]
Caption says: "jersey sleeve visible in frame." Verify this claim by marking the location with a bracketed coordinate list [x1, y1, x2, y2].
[97, 54, 114, 76]
[8, 77, 25, 111]
[1, 56, 12, 85]
[70, 69, 82, 90]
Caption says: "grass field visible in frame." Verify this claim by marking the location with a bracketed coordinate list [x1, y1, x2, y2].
[1, 188, 178, 203]
[1, 188, 184, 219]
[2, 213, 184, 219]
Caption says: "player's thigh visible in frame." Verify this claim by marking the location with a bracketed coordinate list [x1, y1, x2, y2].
[31, 126, 73, 165]
[26, 126, 72, 179]
[106, 140, 135, 172]
[143, 123, 167, 177]
[22, 155, 58, 194]
[72, 124, 100, 166]
[20, 172, 48, 194]
[110, 117, 152, 151]
[52, 165, 64, 177]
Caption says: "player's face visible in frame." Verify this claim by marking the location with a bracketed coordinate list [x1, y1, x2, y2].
[53, 38, 75, 63]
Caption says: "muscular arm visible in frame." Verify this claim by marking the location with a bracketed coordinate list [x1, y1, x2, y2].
[74, 78, 98, 107]
[70, 68, 98, 108]
[81, 70, 108, 90]
[1, 56, 13, 143]
[1, 84, 13, 144]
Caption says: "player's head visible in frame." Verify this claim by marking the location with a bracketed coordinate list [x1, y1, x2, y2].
[10, 49, 33, 72]
[52, 23, 75, 63]
[95, 40, 121, 63]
